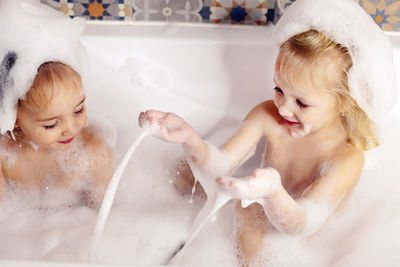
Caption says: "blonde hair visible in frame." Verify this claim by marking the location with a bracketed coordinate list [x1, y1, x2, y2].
[19, 61, 82, 113]
[277, 30, 378, 151]
[10, 61, 82, 141]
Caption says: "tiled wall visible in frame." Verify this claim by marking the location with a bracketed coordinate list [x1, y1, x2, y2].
[39, 0, 400, 31]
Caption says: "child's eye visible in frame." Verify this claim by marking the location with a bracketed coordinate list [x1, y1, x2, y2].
[75, 106, 85, 114]
[296, 99, 308, 108]
[274, 86, 283, 94]
[43, 123, 57, 130]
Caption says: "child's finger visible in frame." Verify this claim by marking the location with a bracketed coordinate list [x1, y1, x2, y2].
[145, 110, 167, 122]
[138, 112, 149, 127]
[216, 176, 225, 184]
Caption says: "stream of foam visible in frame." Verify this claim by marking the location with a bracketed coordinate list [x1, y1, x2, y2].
[168, 145, 236, 264]
[88, 127, 154, 262]
[168, 191, 232, 264]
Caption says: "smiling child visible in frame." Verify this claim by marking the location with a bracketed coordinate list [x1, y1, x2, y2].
[137, 0, 397, 265]
[0, 1, 113, 206]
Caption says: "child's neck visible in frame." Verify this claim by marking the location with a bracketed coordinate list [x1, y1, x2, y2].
[300, 118, 347, 146]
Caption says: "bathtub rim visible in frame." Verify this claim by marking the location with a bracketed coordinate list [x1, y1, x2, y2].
[82, 21, 400, 49]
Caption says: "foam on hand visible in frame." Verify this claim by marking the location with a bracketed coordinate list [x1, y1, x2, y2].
[0, 0, 87, 134]
[138, 111, 163, 137]
[217, 168, 281, 200]
[274, 0, 397, 140]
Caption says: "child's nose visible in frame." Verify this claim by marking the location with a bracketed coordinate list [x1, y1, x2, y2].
[278, 101, 293, 117]
[62, 118, 78, 136]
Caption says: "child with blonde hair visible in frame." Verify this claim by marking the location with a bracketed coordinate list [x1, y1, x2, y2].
[0, 0, 113, 206]
[140, 0, 397, 264]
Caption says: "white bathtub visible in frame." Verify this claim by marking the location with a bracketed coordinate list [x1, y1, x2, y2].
[0, 22, 399, 266]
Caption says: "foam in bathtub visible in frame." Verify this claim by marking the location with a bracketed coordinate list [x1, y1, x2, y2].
[120, 56, 171, 92]
[167, 141, 236, 264]
[88, 122, 158, 262]
[168, 151, 337, 263]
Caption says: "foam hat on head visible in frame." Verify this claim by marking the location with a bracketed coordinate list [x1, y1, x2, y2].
[273, 0, 397, 138]
[0, 0, 87, 134]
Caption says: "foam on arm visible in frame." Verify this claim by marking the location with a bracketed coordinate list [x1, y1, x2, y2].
[183, 140, 234, 195]
[259, 154, 363, 237]
[258, 187, 335, 237]
[182, 120, 264, 195]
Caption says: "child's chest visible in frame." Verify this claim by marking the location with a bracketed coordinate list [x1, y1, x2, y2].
[3, 147, 92, 189]
[262, 137, 327, 198]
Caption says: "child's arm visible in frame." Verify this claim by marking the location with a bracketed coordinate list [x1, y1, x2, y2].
[0, 163, 5, 199]
[139, 104, 270, 177]
[218, 149, 364, 236]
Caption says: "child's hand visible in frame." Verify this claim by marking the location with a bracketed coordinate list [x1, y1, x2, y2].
[138, 110, 195, 144]
[216, 168, 281, 199]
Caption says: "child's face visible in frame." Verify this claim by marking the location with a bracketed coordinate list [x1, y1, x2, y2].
[273, 68, 340, 137]
[16, 86, 87, 151]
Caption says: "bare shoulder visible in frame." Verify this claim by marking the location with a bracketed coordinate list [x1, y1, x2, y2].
[331, 144, 364, 178]
[245, 100, 279, 120]
[79, 127, 114, 170]
[0, 135, 18, 164]
[80, 127, 114, 186]
[0, 134, 16, 149]
[244, 100, 282, 133]
[80, 127, 111, 153]
[319, 145, 364, 196]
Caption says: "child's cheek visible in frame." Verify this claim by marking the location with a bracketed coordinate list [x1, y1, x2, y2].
[38, 129, 59, 145]
[273, 94, 283, 109]
[80, 114, 88, 128]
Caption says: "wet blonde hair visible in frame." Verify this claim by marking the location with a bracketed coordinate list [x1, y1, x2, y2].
[277, 30, 378, 151]
[10, 61, 82, 141]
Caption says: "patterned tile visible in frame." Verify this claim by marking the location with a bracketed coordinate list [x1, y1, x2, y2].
[40, 0, 61, 11]
[200, 0, 211, 21]
[41, 0, 132, 21]
[210, 0, 270, 25]
[132, 0, 203, 22]
[361, 0, 400, 31]
[273, 0, 296, 23]
[35, 0, 400, 30]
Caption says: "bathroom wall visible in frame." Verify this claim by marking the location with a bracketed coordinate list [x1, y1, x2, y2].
[39, 0, 400, 31]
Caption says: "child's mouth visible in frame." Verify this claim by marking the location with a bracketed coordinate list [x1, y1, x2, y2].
[58, 137, 74, 144]
[283, 118, 300, 127]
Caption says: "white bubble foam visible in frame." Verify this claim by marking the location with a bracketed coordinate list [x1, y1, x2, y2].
[0, 0, 87, 133]
[119, 56, 171, 92]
